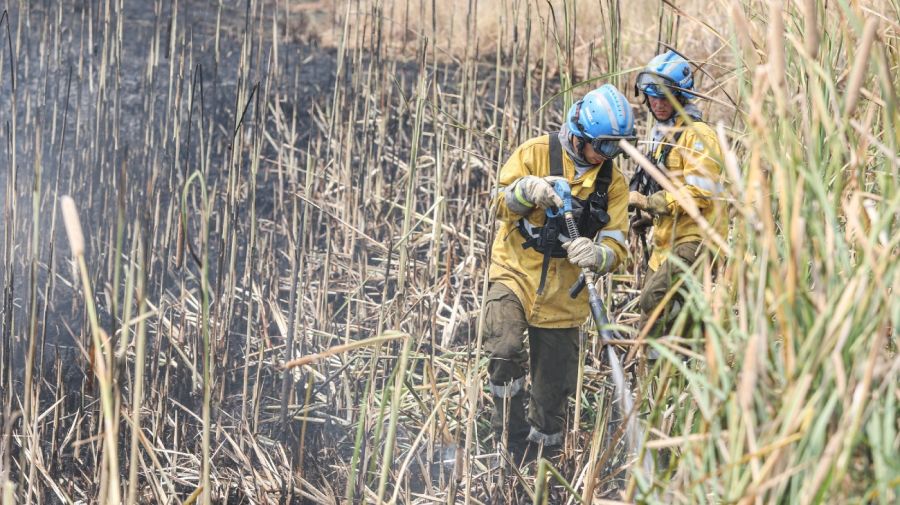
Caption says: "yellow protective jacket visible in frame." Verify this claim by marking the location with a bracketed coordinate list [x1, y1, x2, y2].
[489, 135, 629, 328]
[649, 117, 728, 271]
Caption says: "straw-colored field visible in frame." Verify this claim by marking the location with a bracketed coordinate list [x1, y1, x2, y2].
[0, 0, 897, 503]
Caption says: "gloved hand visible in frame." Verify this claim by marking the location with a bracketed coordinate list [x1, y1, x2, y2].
[514, 175, 564, 209]
[562, 237, 616, 273]
[629, 213, 653, 234]
[628, 190, 670, 215]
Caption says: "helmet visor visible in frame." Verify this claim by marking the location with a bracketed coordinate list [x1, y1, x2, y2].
[636, 71, 678, 98]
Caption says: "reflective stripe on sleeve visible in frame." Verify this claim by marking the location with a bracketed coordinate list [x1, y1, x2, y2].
[685, 175, 723, 194]
[505, 180, 536, 215]
[513, 182, 535, 208]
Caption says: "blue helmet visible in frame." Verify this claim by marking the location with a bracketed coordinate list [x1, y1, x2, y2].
[565, 84, 636, 159]
[566, 84, 635, 139]
[635, 49, 695, 100]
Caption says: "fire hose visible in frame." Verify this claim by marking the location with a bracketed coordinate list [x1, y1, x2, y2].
[546, 179, 648, 474]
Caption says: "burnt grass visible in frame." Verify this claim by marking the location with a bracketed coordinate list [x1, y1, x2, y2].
[0, 0, 550, 502]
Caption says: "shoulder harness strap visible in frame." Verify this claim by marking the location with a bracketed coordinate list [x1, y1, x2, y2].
[655, 118, 705, 167]
[594, 159, 612, 197]
[548, 133, 563, 176]
[535, 133, 564, 295]
[655, 128, 685, 167]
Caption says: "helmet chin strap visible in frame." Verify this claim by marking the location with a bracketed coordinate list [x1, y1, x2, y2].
[571, 134, 588, 160]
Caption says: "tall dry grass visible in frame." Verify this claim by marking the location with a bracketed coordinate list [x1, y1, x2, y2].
[0, 0, 897, 504]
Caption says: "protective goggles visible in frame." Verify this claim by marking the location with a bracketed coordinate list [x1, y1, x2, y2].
[571, 101, 636, 159]
[634, 71, 680, 98]
[575, 135, 634, 159]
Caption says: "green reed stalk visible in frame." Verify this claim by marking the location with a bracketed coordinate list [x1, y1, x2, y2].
[60, 196, 121, 504]
[375, 334, 413, 503]
[126, 223, 149, 505]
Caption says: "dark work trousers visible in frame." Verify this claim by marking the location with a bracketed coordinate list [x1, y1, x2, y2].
[482, 282, 579, 446]
[638, 241, 702, 339]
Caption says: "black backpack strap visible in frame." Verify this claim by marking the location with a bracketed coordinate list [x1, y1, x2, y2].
[594, 159, 613, 197]
[532, 133, 565, 296]
[655, 128, 686, 167]
[517, 222, 542, 250]
[631, 128, 686, 198]
[548, 133, 563, 177]
[535, 218, 562, 295]
[536, 249, 553, 295]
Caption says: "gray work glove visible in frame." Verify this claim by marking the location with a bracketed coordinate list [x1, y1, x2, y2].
[512, 175, 564, 209]
[562, 237, 616, 273]
[628, 190, 670, 215]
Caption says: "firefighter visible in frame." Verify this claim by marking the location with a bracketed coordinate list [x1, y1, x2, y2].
[628, 49, 727, 341]
[485, 84, 635, 456]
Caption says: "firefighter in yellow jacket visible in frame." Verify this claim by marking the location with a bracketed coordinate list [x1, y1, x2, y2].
[485, 84, 634, 454]
[628, 50, 727, 340]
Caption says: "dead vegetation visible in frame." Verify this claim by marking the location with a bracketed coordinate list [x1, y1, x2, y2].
[1, 0, 898, 504]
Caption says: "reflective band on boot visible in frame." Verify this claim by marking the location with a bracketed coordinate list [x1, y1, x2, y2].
[489, 376, 525, 398]
[527, 426, 563, 446]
